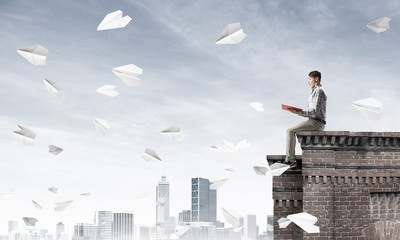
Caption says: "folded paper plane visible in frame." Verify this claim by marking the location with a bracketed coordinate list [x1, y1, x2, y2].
[80, 192, 91, 196]
[161, 126, 181, 140]
[352, 98, 382, 120]
[210, 178, 229, 190]
[17, 45, 48, 66]
[142, 148, 162, 162]
[96, 85, 119, 97]
[48, 186, 58, 194]
[249, 102, 264, 112]
[97, 10, 132, 31]
[278, 212, 320, 233]
[225, 168, 235, 173]
[1, 189, 16, 197]
[23, 217, 38, 226]
[216, 22, 247, 44]
[32, 200, 44, 209]
[221, 207, 242, 227]
[112, 64, 143, 87]
[49, 145, 63, 155]
[13, 125, 36, 145]
[211, 139, 250, 153]
[367, 17, 391, 33]
[254, 162, 290, 176]
[54, 200, 73, 211]
[43, 79, 60, 95]
[93, 117, 110, 135]
[175, 226, 189, 236]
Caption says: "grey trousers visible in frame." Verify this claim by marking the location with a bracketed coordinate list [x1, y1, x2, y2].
[286, 119, 325, 162]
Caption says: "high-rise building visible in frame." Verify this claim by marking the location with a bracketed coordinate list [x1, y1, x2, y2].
[191, 177, 217, 225]
[56, 222, 65, 240]
[96, 211, 112, 240]
[178, 210, 191, 222]
[113, 212, 134, 240]
[8, 221, 18, 234]
[0, 235, 8, 240]
[156, 176, 170, 237]
[266, 215, 273, 240]
[73, 223, 97, 240]
[135, 226, 150, 240]
[244, 215, 257, 240]
[39, 229, 48, 239]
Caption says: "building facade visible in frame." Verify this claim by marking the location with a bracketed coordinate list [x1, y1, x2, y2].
[113, 212, 134, 240]
[191, 177, 217, 225]
[73, 223, 97, 240]
[96, 211, 112, 240]
[156, 176, 170, 237]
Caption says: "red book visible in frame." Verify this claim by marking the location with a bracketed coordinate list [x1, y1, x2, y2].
[282, 104, 302, 111]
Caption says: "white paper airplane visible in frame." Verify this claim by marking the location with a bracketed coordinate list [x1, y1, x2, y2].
[1, 189, 16, 197]
[80, 192, 91, 196]
[352, 98, 382, 120]
[32, 200, 44, 209]
[48, 145, 63, 155]
[17, 44, 48, 65]
[142, 148, 162, 162]
[43, 79, 60, 95]
[221, 207, 242, 227]
[97, 10, 132, 31]
[249, 102, 264, 112]
[278, 212, 320, 233]
[225, 168, 235, 173]
[112, 64, 143, 87]
[93, 117, 110, 135]
[96, 85, 119, 97]
[211, 139, 250, 153]
[216, 22, 247, 44]
[48, 186, 58, 194]
[253, 162, 290, 176]
[54, 200, 73, 211]
[367, 17, 391, 33]
[175, 226, 189, 236]
[161, 126, 181, 140]
[23, 217, 38, 226]
[13, 125, 36, 145]
[210, 178, 229, 190]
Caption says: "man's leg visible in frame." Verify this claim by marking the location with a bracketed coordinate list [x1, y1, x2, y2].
[286, 119, 325, 162]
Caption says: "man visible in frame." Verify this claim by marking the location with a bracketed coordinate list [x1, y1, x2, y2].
[282, 70, 327, 168]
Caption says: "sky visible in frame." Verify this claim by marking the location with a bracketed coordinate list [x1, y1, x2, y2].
[1, 0, 400, 236]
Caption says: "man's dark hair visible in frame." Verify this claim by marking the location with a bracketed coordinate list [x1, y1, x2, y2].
[309, 70, 321, 82]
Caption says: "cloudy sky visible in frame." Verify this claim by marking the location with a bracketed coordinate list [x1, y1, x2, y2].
[1, 0, 400, 235]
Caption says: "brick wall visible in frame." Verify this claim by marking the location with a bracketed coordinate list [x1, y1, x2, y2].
[271, 131, 400, 240]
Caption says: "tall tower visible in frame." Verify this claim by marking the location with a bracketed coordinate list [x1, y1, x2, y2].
[56, 222, 64, 240]
[73, 223, 97, 240]
[156, 176, 170, 236]
[97, 211, 112, 240]
[191, 177, 217, 225]
[244, 214, 257, 240]
[113, 212, 134, 240]
[8, 221, 18, 234]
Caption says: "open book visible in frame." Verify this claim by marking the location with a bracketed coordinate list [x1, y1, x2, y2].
[282, 104, 302, 111]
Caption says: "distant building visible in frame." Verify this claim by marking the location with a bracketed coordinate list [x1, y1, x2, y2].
[244, 215, 257, 240]
[113, 212, 134, 240]
[96, 211, 112, 240]
[39, 229, 48, 239]
[216, 228, 241, 240]
[191, 177, 217, 225]
[56, 222, 65, 240]
[179, 222, 217, 240]
[179, 210, 191, 223]
[0, 235, 8, 240]
[135, 226, 150, 240]
[156, 176, 170, 238]
[73, 223, 97, 240]
[266, 215, 273, 240]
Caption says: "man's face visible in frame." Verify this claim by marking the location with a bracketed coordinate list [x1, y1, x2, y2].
[308, 76, 319, 88]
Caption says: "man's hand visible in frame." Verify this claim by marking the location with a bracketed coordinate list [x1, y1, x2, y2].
[288, 109, 301, 115]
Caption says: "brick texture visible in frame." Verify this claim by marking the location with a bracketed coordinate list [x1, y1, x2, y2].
[271, 131, 400, 240]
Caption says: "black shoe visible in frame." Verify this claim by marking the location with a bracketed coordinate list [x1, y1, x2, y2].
[282, 160, 297, 169]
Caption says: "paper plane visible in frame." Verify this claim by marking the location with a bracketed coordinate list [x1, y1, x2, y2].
[80, 192, 91, 196]
[23, 217, 38, 226]
[221, 207, 242, 227]
[112, 64, 143, 87]
[48, 145, 63, 155]
[161, 126, 181, 140]
[253, 162, 290, 176]
[17, 44, 48, 66]
[93, 117, 110, 135]
[32, 200, 44, 209]
[54, 200, 73, 211]
[96, 85, 119, 97]
[142, 148, 162, 162]
[1, 189, 16, 197]
[43, 79, 60, 95]
[278, 212, 320, 233]
[97, 10, 132, 31]
[225, 168, 235, 173]
[175, 226, 189, 236]
[367, 17, 391, 33]
[216, 22, 247, 44]
[352, 98, 382, 120]
[156, 222, 165, 228]
[211, 139, 250, 153]
[48, 186, 58, 194]
[13, 125, 36, 145]
[249, 102, 264, 112]
[210, 178, 229, 190]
